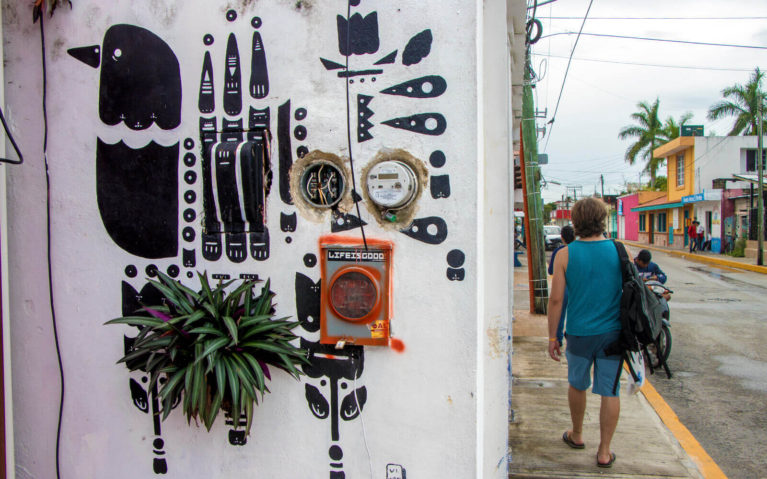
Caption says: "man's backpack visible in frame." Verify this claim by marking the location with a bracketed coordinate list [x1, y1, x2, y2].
[606, 241, 671, 394]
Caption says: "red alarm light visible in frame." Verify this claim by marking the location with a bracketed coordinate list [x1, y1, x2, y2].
[329, 268, 380, 321]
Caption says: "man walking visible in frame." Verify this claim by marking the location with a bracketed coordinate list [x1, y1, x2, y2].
[688, 220, 698, 253]
[548, 198, 623, 468]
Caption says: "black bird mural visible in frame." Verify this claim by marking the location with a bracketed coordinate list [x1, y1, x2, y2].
[68, 24, 182, 130]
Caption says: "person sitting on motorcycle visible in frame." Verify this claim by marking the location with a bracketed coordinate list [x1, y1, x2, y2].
[634, 249, 671, 300]
[633, 249, 667, 283]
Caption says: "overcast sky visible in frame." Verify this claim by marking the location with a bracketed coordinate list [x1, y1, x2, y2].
[530, 0, 767, 203]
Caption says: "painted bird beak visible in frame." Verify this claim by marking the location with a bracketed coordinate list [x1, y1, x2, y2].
[67, 44, 101, 68]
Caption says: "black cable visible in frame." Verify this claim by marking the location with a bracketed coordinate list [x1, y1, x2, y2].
[527, 0, 537, 23]
[344, 2, 368, 250]
[38, 14, 64, 479]
[527, 0, 557, 9]
[0, 107, 23, 165]
[543, 0, 593, 152]
[541, 31, 767, 50]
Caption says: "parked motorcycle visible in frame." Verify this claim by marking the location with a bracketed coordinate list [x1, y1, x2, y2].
[644, 279, 672, 377]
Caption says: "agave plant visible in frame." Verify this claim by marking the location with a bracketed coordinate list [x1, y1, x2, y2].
[106, 272, 309, 435]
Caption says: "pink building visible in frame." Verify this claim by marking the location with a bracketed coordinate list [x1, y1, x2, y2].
[617, 193, 639, 241]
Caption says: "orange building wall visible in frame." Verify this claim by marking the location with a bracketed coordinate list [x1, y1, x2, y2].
[668, 147, 695, 202]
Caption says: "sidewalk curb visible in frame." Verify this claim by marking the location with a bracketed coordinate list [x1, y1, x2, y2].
[619, 240, 767, 275]
[640, 378, 728, 479]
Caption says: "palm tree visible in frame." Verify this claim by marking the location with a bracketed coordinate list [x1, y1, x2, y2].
[707, 67, 767, 136]
[618, 98, 665, 183]
[662, 112, 694, 141]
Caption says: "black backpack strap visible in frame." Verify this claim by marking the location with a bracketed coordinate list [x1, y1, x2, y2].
[612, 240, 631, 282]
[612, 354, 624, 395]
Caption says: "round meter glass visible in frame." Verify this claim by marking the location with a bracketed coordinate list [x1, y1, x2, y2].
[330, 270, 379, 320]
[366, 161, 417, 209]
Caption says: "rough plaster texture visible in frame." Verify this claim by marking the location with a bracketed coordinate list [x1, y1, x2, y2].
[2, 1, 515, 477]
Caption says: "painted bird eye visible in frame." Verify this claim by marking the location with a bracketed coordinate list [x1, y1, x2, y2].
[113, 48, 122, 59]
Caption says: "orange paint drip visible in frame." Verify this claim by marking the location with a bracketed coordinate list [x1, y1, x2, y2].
[389, 338, 405, 352]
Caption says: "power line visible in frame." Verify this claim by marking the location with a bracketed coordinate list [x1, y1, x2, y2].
[532, 52, 755, 72]
[543, 0, 594, 152]
[541, 31, 767, 50]
[527, 0, 559, 10]
[538, 16, 767, 20]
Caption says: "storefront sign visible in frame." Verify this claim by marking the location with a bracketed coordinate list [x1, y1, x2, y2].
[682, 189, 722, 204]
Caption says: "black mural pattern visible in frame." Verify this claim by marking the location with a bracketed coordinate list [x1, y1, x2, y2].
[121, 281, 174, 474]
[65, 1, 472, 475]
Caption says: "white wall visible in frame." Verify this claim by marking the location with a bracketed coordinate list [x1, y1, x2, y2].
[693, 136, 759, 192]
[3, 1, 517, 477]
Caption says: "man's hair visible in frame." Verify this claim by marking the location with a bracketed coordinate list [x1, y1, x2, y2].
[561, 224, 575, 244]
[637, 249, 651, 263]
[570, 197, 606, 238]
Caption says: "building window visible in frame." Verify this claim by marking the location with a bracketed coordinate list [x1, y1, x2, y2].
[676, 154, 685, 187]
[657, 212, 667, 233]
[639, 214, 646, 232]
[746, 149, 766, 172]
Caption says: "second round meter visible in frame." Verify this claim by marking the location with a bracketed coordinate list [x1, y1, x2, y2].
[366, 161, 417, 209]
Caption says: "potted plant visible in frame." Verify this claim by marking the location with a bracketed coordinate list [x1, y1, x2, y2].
[106, 271, 309, 435]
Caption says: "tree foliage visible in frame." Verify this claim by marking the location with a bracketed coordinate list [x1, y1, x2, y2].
[618, 98, 666, 183]
[707, 67, 767, 136]
[662, 112, 693, 140]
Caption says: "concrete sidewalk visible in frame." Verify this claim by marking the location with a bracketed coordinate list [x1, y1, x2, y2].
[509, 259, 721, 479]
[620, 240, 767, 275]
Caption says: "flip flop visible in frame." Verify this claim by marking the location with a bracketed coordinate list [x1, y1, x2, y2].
[562, 431, 585, 449]
[597, 452, 616, 468]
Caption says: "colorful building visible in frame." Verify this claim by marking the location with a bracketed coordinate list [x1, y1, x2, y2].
[641, 136, 762, 253]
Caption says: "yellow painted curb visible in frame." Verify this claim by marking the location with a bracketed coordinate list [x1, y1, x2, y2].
[619, 241, 767, 275]
[640, 378, 728, 479]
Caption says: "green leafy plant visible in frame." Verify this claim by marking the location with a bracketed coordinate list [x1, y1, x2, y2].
[106, 272, 309, 435]
[731, 235, 748, 257]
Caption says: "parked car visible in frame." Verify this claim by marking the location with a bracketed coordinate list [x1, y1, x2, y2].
[543, 225, 562, 250]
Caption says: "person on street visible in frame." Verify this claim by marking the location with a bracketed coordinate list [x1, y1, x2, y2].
[688, 220, 698, 253]
[696, 222, 705, 252]
[633, 249, 667, 284]
[548, 224, 576, 346]
[547, 197, 623, 468]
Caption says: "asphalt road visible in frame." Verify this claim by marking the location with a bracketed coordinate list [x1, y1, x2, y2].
[621, 246, 767, 479]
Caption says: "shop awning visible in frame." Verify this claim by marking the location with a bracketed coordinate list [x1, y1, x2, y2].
[732, 174, 767, 188]
[631, 201, 684, 212]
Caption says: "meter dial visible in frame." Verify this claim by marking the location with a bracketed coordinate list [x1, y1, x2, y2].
[366, 160, 417, 209]
[329, 267, 380, 321]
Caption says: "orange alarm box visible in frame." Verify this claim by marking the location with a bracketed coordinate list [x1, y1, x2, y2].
[319, 235, 393, 346]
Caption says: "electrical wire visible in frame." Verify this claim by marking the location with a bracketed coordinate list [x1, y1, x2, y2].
[38, 14, 64, 479]
[344, 2, 368, 251]
[542, 0, 593, 152]
[541, 31, 767, 50]
[538, 16, 767, 21]
[0, 106, 23, 165]
[352, 355, 373, 479]
[532, 52, 755, 72]
[527, 0, 558, 9]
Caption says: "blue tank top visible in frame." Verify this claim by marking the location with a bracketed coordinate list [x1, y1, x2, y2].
[564, 240, 622, 336]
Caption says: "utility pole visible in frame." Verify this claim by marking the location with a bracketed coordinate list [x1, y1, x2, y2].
[757, 102, 764, 266]
[600, 174, 605, 198]
[521, 46, 548, 314]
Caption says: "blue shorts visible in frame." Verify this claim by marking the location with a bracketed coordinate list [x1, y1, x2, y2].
[565, 330, 622, 397]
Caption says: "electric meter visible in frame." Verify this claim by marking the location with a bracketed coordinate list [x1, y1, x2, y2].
[366, 161, 417, 209]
